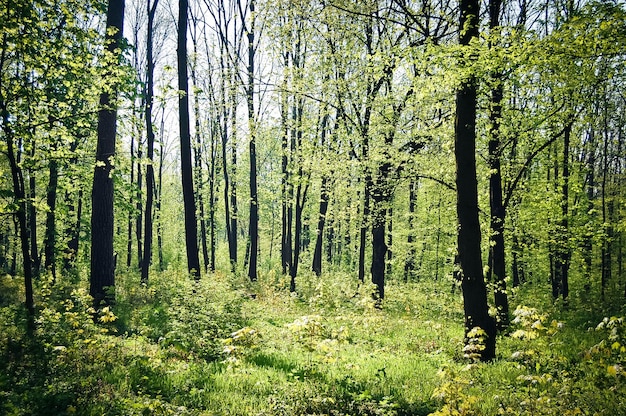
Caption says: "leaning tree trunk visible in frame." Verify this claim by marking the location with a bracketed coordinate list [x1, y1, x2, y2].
[91, 0, 125, 306]
[454, 0, 496, 361]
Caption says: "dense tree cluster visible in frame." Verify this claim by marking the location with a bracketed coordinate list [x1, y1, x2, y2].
[1, 0, 625, 361]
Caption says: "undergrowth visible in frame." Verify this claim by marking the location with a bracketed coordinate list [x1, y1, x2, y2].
[0, 269, 625, 415]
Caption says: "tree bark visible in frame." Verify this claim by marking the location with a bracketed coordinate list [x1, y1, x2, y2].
[455, 0, 496, 361]
[244, 0, 259, 282]
[91, 0, 125, 306]
[44, 149, 58, 281]
[178, 0, 201, 279]
[1, 104, 35, 331]
[404, 179, 417, 282]
[487, 0, 509, 330]
[141, 0, 159, 284]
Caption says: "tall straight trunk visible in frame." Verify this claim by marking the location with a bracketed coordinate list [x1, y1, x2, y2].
[312, 114, 332, 276]
[289, 96, 308, 291]
[312, 175, 330, 276]
[44, 151, 58, 281]
[371, 160, 391, 300]
[208, 128, 217, 272]
[245, 0, 258, 282]
[386, 208, 392, 277]
[156, 116, 165, 271]
[64, 187, 82, 271]
[191, 49, 209, 273]
[601, 125, 611, 300]
[127, 132, 134, 268]
[135, 130, 143, 269]
[178, 0, 201, 279]
[91, 0, 125, 306]
[141, 0, 159, 284]
[582, 129, 595, 291]
[487, 0, 509, 330]
[280, 51, 290, 276]
[290, 180, 308, 290]
[219, 40, 237, 272]
[555, 123, 572, 301]
[358, 180, 370, 283]
[404, 179, 417, 282]
[2, 107, 35, 331]
[455, 0, 496, 361]
[27, 163, 39, 275]
[229, 79, 238, 269]
[550, 123, 573, 300]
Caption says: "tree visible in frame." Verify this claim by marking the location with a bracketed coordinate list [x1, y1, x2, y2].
[91, 0, 126, 306]
[141, 0, 160, 284]
[486, 0, 510, 330]
[240, 0, 259, 282]
[454, 0, 496, 361]
[178, 0, 201, 279]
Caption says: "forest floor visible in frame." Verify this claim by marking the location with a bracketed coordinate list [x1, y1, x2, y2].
[1, 268, 625, 415]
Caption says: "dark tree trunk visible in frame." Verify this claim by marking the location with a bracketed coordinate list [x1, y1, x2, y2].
[511, 232, 522, 287]
[178, 0, 201, 279]
[455, 0, 496, 361]
[90, 0, 125, 306]
[44, 152, 58, 281]
[127, 132, 134, 268]
[141, 0, 159, 284]
[135, 131, 143, 270]
[208, 131, 217, 272]
[554, 123, 572, 301]
[27, 164, 39, 276]
[582, 129, 595, 292]
[386, 208, 393, 278]
[487, 0, 509, 330]
[245, 0, 258, 282]
[371, 160, 392, 300]
[156, 121, 164, 271]
[404, 179, 417, 282]
[313, 175, 330, 276]
[219, 43, 237, 272]
[2, 105, 35, 331]
[358, 180, 370, 283]
[64, 188, 82, 271]
[191, 52, 210, 273]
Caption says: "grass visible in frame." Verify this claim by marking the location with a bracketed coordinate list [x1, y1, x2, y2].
[1, 267, 625, 415]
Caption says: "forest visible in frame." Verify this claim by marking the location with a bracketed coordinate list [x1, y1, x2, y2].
[1, 0, 626, 414]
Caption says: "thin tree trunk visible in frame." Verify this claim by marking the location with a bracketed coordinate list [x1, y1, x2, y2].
[135, 126, 143, 270]
[127, 132, 134, 268]
[245, 0, 258, 282]
[1, 105, 35, 331]
[44, 149, 58, 281]
[312, 176, 329, 276]
[141, 0, 159, 284]
[156, 116, 164, 271]
[27, 163, 39, 276]
[582, 129, 595, 292]
[404, 179, 417, 282]
[554, 123, 572, 301]
[386, 208, 393, 278]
